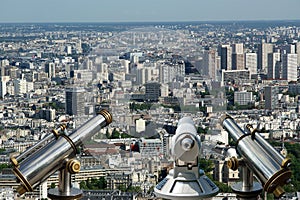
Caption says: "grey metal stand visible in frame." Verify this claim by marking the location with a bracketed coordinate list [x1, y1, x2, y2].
[48, 159, 82, 200]
[231, 163, 263, 200]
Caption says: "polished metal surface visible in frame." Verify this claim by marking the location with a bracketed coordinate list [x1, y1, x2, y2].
[245, 124, 290, 168]
[231, 181, 263, 200]
[221, 115, 292, 197]
[155, 117, 219, 199]
[58, 167, 72, 195]
[13, 124, 66, 164]
[48, 187, 83, 200]
[172, 117, 200, 162]
[12, 110, 112, 195]
[154, 169, 219, 200]
[242, 167, 254, 191]
[51, 159, 82, 199]
[68, 113, 110, 147]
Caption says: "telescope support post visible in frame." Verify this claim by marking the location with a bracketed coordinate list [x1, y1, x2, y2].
[48, 159, 82, 200]
[242, 167, 253, 191]
[231, 161, 262, 200]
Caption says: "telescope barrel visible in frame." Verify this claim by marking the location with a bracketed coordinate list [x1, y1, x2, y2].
[172, 117, 200, 162]
[12, 110, 112, 195]
[11, 124, 66, 166]
[245, 125, 291, 168]
[221, 115, 291, 196]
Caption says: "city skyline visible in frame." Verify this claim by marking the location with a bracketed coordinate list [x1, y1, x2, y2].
[1, 0, 300, 23]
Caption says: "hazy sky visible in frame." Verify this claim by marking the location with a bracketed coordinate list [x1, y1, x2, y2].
[1, 0, 300, 23]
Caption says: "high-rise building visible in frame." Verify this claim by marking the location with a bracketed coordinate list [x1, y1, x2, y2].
[45, 62, 56, 79]
[265, 86, 279, 110]
[219, 45, 232, 70]
[296, 42, 300, 67]
[160, 83, 169, 97]
[145, 82, 161, 102]
[232, 43, 245, 70]
[245, 53, 258, 75]
[66, 45, 72, 55]
[203, 49, 217, 80]
[232, 43, 244, 54]
[14, 78, 27, 95]
[39, 108, 56, 122]
[267, 52, 281, 80]
[282, 54, 297, 82]
[0, 76, 9, 98]
[281, 44, 296, 54]
[71, 70, 94, 82]
[0, 59, 9, 68]
[159, 61, 185, 84]
[258, 43, 273, 73]
[232, 54, 245, 70]
[234, 91, 253, 106]
[65, 87, 86, 116]
[136, 68, 146, 85]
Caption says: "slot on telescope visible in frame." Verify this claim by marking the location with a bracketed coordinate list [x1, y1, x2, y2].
[220, 114, 292, 198]
[11, 109, 112, 197]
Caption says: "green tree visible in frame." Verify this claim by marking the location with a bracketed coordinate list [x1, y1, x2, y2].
[197, 126, 208, 134]
[199, 158, 214, 174]
[269, 141, 300, 192]
[0, 163, 11, 171]
[80, 177, 107, 190]
[127, 186, 142, 193]
[111, 128, 120, 139]
[80, 181, 88, 189]
[214, 181, 232, 193]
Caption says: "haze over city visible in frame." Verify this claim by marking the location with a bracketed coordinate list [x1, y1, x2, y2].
[1, 0, 300, 199]
[1, 0, 300, 23]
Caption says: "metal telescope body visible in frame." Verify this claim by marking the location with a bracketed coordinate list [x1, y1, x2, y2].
[154, 117, 219, 200]
[11, 110, 112, 197]
[221, 115, 292, 198]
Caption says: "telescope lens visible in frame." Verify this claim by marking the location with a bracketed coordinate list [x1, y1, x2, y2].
[181, 137, 194, 151]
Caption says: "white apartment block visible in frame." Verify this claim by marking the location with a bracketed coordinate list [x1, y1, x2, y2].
[234, 91, 253, 106]
[282, 53, 298, 82]
[245, 52, 257, 75]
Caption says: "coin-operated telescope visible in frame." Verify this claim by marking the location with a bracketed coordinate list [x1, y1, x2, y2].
[154, 117, 219, 200]
[220, 115, 292, 199]
[10, 110, 112, 199]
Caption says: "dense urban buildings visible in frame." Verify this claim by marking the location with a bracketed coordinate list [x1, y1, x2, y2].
[0, 21, 300, 199]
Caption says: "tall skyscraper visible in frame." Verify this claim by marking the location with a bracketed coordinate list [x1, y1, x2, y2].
[219, 45, 232, 70]
[231, 43, 244, 70]
[65, 87, 86, 116]
[267, 52, 281, 80]
[45, 62, 56, 79]
[136, 68, 146, 85]
[0, 76, 9, 98]
[203, 49, 217, 80]
[282, 54, 297, 82]
[265, 86, 279, 110]
[14, 77, 27, 95]
[258, 43, 273, 73]
[296, 42, 300, 67]
[281, 44, 296, 54]
[245, 53, 258, 75]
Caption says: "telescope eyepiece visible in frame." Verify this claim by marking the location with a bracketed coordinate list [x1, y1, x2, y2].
[181, 137, 194, 151]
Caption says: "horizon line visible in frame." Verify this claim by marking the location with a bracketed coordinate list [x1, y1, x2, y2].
[1, 19, 300, 24]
